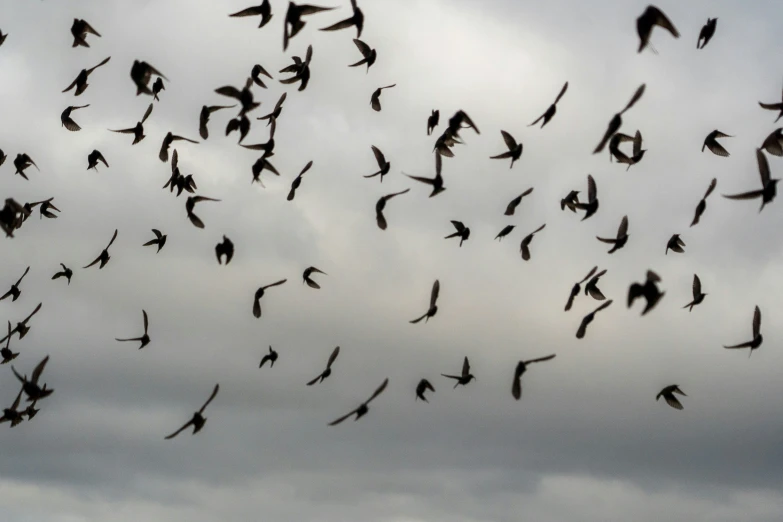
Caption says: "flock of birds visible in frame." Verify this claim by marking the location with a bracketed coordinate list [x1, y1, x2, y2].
[0, 3, 780, 434]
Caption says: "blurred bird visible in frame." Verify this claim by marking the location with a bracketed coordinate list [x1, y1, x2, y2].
[287, 160, 313, 201]
[279, 45, 314, 91]
[511, 354, 556, 400]
[697, 18, 717, 49]
[565, 266, 598, 312]
[364, 146, 391, 182]
[12, 355, 53, 402]
[63, 56, 110, 96]
[490, 130, 523, 169]
[1, 322, 19, 364]
[51, 263, 73, 285]
[520, 224, 546, 261]
[724, 305, 763, 356]
[504, 187, 533, 216]
[252, 279, 287, 318]
[628, 270, 665, 315]
[83, 229, 118, 269]
[199, 104, 236, 140]
[283, 3, 335, 51]
[164, 384, 219, 439]
[375, 188, 410, 230]
[115, 310, 151, 349]
[760, 128, 783, 156]
[636, 5, 679, 53]
[597, 215, 629, 253]
[257, 92, 287, 125]
[427, 110, 439, 135]
[303, 266, 327, 289]
[665, 233, 685, 255]
[702, 130, 732, 157]
[259, 346, 278, 368]
[690, 178, 717, 227]
[143, 229, 167, 253]
[215, 236, 234, 265]
[0, 266, 30, 302]
[722, 148, 778, 212]
[529, 81, 568, 128]
[441, 357, 475, 388]
[410, 280, 440, 324]
[683, 274, 706, 312]
[758, 80, 783, 122]
[574, 174, 599, 220]
[328, 378, 389, 426]
[404, 152, 446, 197]
[321, 0, 364, 38]
[415, 379, 435, 402]
[593, 84, 645, 154]
[307, 346, 341, 386]
[109, 103, 153, 145]
[87, 149, 109, 171]
[585, 269, 607, 301]
[0, 388, 25, 427]
[70, 18, 101, 47]
[152, 77, 165, 101]
[656, 385, 686, 410]
[576, 300, 613, 339]
[444, 220, 470, 247]
[159, 132, 198, 163]
[560, 190, 580, 213]
[185, 196, 221, 229]
[230, 1, 274, 29]
[130, 60, 167, 96]
[250, 63, 273, 88]
[13, 153, 39, 180]
[349, 38, 375, 71]
[494, 225, 515, 241]
[370, 84, 396, 112]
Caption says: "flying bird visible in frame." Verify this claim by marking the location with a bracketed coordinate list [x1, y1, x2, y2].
[12, 355, 53, 402]
[159, 132, 198, 163]
[665, 233, 685, 255]
[593, 84, 645, 154]
[609, 130, 646, 170]
[724, 305, 763, 356]
[702, 130, 732, 157]
[0, 30, 7, 47]
[560, 190, 580, 213]
[185, 196, 220, 229]
[628, 270, 665, 315]
[143, 229, 167, 253]
[690, 178, 717, 227]
[574, 174, 599, 220]
[51, 263, 73, 285]
[215, 236, 234, 265]
[760, 128, 783, 157]
[722, 149, 778, 212]
[444, 221, 470, 247]
[229, 1, 273, 29]
[565, 266, 599, 312]
[427, 110, 439, 135]
[0, 266, 30, 302]
[130, 60, 167, 96]
[656, 385, 686, 410]
[758, 80, 783, 122]
[115, 310, 151, 349]
[303, 266, 327, 289]
[576, 300, 613, 339]
[349, 38, 375, 71]
[636, 5, 679, 53]
[370, 84, 396, 112]
[511, 354, 556, 400]
[83, 229, 118, 269]
[520, 224, 546, 261]
[375, 188, 410, 230]
[87, 149, 109, 171]
[257, 92, 287, 125]
[70, 18, 101, 47]
[283, 3, 335, 51]
[307, 346, 340, 386]
[410, 280, 440, 324]
[1, 322, 19, 365]
[278, 45, 314, 91]
[287, 160, 313, 201]
[597, 215, 629, 253]
[199, 105, 236, 140]
[250, 63, 273, 89]
[494, 225, 515, 241]
[584, 269, 607, 301]
[404, 152, 446, 197]
[489, 130, 523, 169]
[504, 187, 533, 216]
[109, 103, 153, 145]
[13, 153, 39, 180]
[252, 279, 287, 318]
[415, 379, 435, 402]
[321, 0, 364, 38]
[164, 384, 219, 439]
[152, 77, 165, 101]
[364, 146, 391, 182]
[0, 387, 25, 427]
[529, 81, 568, 128]
[259, 346, 278, 368]
[328, 378, 389, 427]
[697, 18, 717, 49]
[441, 357, 476, 388]
[683, 274, 707, 312]
[225, 114, 251, 144]
[63, 56, 111, 96]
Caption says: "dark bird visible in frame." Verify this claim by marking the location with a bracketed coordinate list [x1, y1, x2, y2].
[87, 149, 109, 171]
[23, 198, 59, 221]
[576, 300, 613, 339]
[609, 130, 646, 170]
[199, 104, 236, 140]
[565, 266, 599, 312]
[130, 60, 167, 96]
[702, 130, 732, 157]
[51, 263, 73, 285]
[665, 233, 685, 255]
[279, 45, 314, 91]
[427, 110, 439, 136]
[410, 280, 440, 324]
[307, 346, 340, 386]
[441, 357, 476, 388]
[252, 279, 287, 318]
[364, 146, 391, 182]
[1, 199, 26, 237]
[242, 117, 278, 157]
[328, 378, 389, 426]
[186, 196, 220, 229]
[287, 160, 313, 201]
[23, 400, 39, 421]
[159, 132, 198, 163]
[162, 151, 198, 196]
[575, 174, 599, 220]
[152, 77, 165, 101]
[164, 384, 219, 439]
[143, 229, 167, 253]
[375, 188, 410, 230]
[226, 114, 251, 144]
[445, 220, 470, 247]
[0, 266, 30, 302]
[683, 274, 706, 312]
[593, 83, 645, 154]
[283, 3, 335, 51]
[597, 215, 629, 253]
[520, 224, 546, 261]
[0, 387, 24, 427]
[0, 30, 7, 47]
[722, 149, 778, 212]
[109, 103, 153, 145]
[758, 80, 783, 122]
[628, 270, 665, 315]
[504, 187, 534, 216]
[697, 18, 717, 49]
[62, 56, 110, 96]
[216, 77, 261, 116]
[83, 229, 118, 269]
[321, 0, 364, 38]
[250, 63, 273, 89]
[370, 84, 396, 112]
[215, 236, 234, 265]
[433, 110, 480, 157]
[260, 346, 278, 368]
[303, 266, 327, 289]
[404, 152, 446, 197]
[760, 128, 783, 157]
[1, 322, 19, 365]
[584, 269, 607, 301]
[724, 305, 763, 356]
[511, 354, 556, 400]
[657, 385, 686, 410]
[560, 190, 580, 213]
[490, 130, 523, 169]
[251, 153, 280, 186]
[690, 178, 717, 227]
[415, 379, 435, 402]
[230, 1, 273, 29]
[494, 225, 515, 241]
[115, 310, 151, 349]
[636, 5, 679, 53]
[349, 38, 375, 71]
[12, 355, 53, 402]
[13, 153, 39, 180]
[257, 92, 287, 125]
[0, 149, 5, 168]
[529, 81, 568, 128]
[70, 18, 101, 47]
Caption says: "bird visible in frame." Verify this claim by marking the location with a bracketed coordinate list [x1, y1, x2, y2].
[593, 83, 645, 154]
[229, 1, 273, 29]
[199, 105, 236, 140]
[278, 45, 314, 91]
[251, 153, 280, 185]
[576, 300, 613, 339]
[596, 215, 629, 253]
[13, 153, 39, 180]
[22, 198, 59, 221]
[0, 266, 30, 302]
[724, 306, 763, 356]
[252, 279, 287, 318]
[364, 146, 391, 182]
[0, 30, 7, 47]
[565, 266, 598, 312]
[665, 234, 685, 255]
[283, 3, 335, 51]
[11, 355, 53, 402]
[143, 229, 167, 253]
[656, 385, 686, 410]
[636, 5, 679, 53]
[760, 128, 783, 157]
[370, 84, 396, 112]
[758, 80, 783, 122]
[23, 400, 39, 421]
[320, 0, 364, 38]
[70, 18, 101, 47]
[690, 178, 717, 227]
[628, 270, 665, 315]
[609, 130, 646, 170]
[328, 378, 389, 426]
[225, 114, 251, 144]
[415, 379, 435, 402]
[130, 60, 168, 96]
[257, 92, 287, 125]
[1, 199, 26, 237]
[697, 18, 717, 49]
[489, 130, 523, 169]
[164, 384, 219, 439]
[0, 149, 5, 168]
[152, 77, 165, 101]
[1, 322, 19, 365]
[159, 132, 198, 163]
[511, 354, 556, 400]
[574, 174, 599, 220]
[303, 266, 327, 289]
[410, 280, 440, 324]
[683, 274, 707, 312]
[62, 56, 110, 96]
[0, 387, 25, 427]
[560, 190, 580, 213]
[584, 269, 607, 301]
[51, 263, 73, 285]
[185, 196, 221, 229]
[404, 152, 446, 197]
[109, 103, 153, 145]
[250, 63, 273, 89]
[529, 81, 568, 128]
[441, 357, 476, 388]
[287, 160, 314, 201]
[307, 346, 341, 386]
[433, 110, 480, 157]
[348, 38, 375, 71]
[215, 236, 234, 265]
[702, 130, 732, 157]
[444, 221, 470, 247]
[520, 224, 546, 261]
[494, 225, 515, 241]
[242, 118, 278, 157]
[83, 229, 118, 269]
[259, 346, 278, 368]
[427, 110, 439, 135]
[115, 310, 151, 349]
[87, 149, 109, 171]
[722, 148, 778, 212]
[375, 188, 410, 230]
[504, 187, 534, 216]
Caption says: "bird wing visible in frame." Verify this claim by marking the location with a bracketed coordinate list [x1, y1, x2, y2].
[554, 81, 568, 104]
[326, 346, 340, 369]
[142, 309, 149, 334]
[370, 145, 386, 168]
[703, 178, 717, 199]
[328, 408, 358, 426]
[109, 127, 136, 134]
[87, 56, 111, 73]
[723, 190, 764, 200]
[587, 174, 597, 202]
[575, 316, 590, 339]
[353, 38, 372, 58]
[306, 374, 322, 386]
[230, 6, 264, 17]
[23, 302, 42, 324]
[164, 419, 194, 439]
[106, 229, 118, 249]
[151, 229, 162, 240]
[462, 356, 470, 377]
[595, 299, 613, 313]
[580, 266, 599, 284]
[450, 220, 465, 233]
[617, 215, 629, 237]
[531, 223, 546, 235]
[663, 393, 683, 410]
[198, 383, 220, 413]
[511, 371, 522, 400]
[430, 280, 440, 308]
[620, 83, 646, 114]
[757, 148, 771, 187]
[758, 102, 783, 111]
[500, 130, 518, 150]
[753, 306, 761, 338]
[141, 103, 154, 124]
[652, 8, 680, 38]
[298, 160, 313, 177]
[31, 355, 49, 384]
[706, 139, 730, 157]
[365, 378, 389, 405]
[263, 279, 287, 290]
[215, 86, 242, 100]
[15, 266, 30, 286]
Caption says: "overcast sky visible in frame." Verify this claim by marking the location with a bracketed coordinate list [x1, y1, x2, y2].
[1, 0, 783, 521]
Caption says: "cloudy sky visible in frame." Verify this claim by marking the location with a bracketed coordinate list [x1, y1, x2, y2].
[2, 0, 783, 520]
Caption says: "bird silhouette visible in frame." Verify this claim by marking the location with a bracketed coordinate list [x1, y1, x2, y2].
[252, 279, 287, 318]
[63, 56, 110, 96]
[251, 153, 280, 186]
[656, 385, 686, 410]
[576, 300, 613, 339]
[759, 80, 783, 122]
[494, 225, 515, 241]
[283, 3, 335, 51]
[683, 274, 706, 312]
[0, 387, 25, 427]
[0, 266, 30, 302]
[702, 130, 732, 157]
[230, 1, 273, 29]
[115, 310, 151, 349]
[0, 30, 7, 47]
[152, 77, 165, 101]
[375, 188, 410, 230]
[13, 153, 39, 180]
[690, 178, 717, 227]
[279, 45, 314, 91]
[364, 146, 391, 182]
[511, 354, 556, 400]
[722, 148, 778, 212]
[584, 269, 607, 301]
[565, 265, 598, 311]
[22, 400, 39, 421]
[164, 384, 219, 439]
[444, 220, 470, 247]
[321, 0, 364, 38]
[257, 92, 287, 126]
[226, 114, 251, 144]
[143, 229, 167, 253]
[12, 355, 53, 402]
[349, 38, 375, 71]
[109, 103, 153, 145]
[199, 104, 236, 140]
[287, 160, 313, 201]
[260, 346, 278, 368]
[1, 322, 19, 365]
[404, 152, 446, 197]
[215, 236, 234, 265]
[593, 84, 645, 154]
[328, 378, 389, 426]
[130, 60, 167, 96]
[529, 81, 568, 128]
[441, 357, 475, 388]
[87, 149, 109, 171]
[415, 379, 435, 402]
[665, 233, 685, 255]
[760, 128, 783, 157]
[490, 130, 523, 169]
[628, 270, 665, 315]
[51, 263, 73, 285]
[410, 280, 440, 324]
[597, 215, 629, 253]
[216, 77, 261, 115]
[1, 199, 26, 237]
[370, 84, 396, 112]
[697, 18, 717, 49]
[636, 5, 679, 53]
[560, 190, 580, 213]
[504, 187, 533, 216]
[159, 132, 198, 163]
[186, 196, 221, 229]
[724, 306, 763, 357]
[249, 63, 273, 89]
[303, 266, 327, 289]
[307, 346, 341, 386]
[520, 224, 546, 261]
[70, 18, 101, 47]
[83, 229, 118, 269]
[609, 130, 646, 170]
[574, 174, 599, 220]
[427, 110, 439, 135]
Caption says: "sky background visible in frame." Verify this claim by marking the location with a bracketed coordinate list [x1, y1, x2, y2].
[1, 0, 783, 521]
